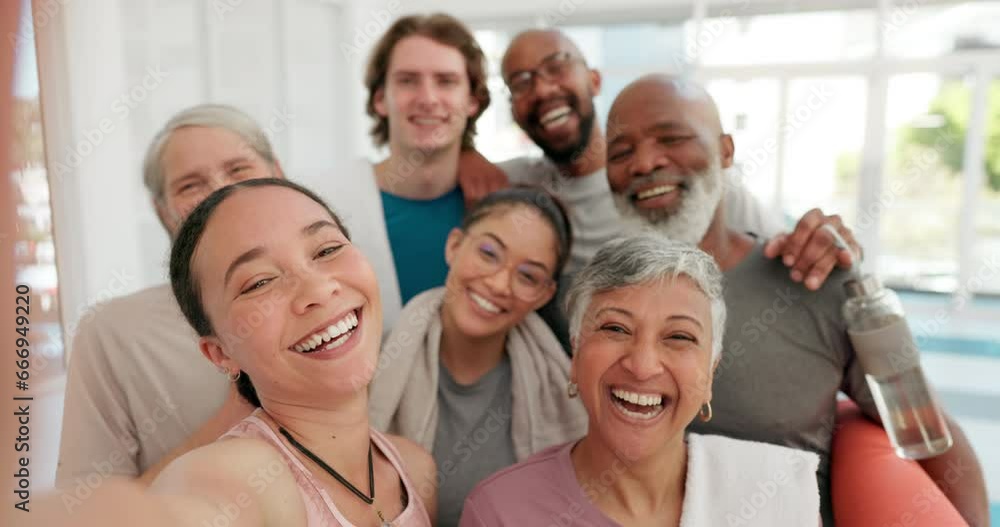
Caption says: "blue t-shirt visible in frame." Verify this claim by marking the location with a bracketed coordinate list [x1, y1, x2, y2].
[380, 186, 466, 304]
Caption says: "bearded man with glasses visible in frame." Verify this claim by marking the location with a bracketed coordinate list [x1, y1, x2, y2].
[460, 30, 863, 302]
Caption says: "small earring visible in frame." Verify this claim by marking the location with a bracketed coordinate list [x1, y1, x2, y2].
[227, 369, 242, 382]
[567, 381, 578, 398]
[699, 402, 712, 422]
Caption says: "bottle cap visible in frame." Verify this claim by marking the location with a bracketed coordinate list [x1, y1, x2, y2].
[844, 274, 881, 298]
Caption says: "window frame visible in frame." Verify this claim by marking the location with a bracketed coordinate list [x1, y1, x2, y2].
[472, 0, 1000, 298]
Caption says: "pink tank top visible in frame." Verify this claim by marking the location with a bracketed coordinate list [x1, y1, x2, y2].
[221, 412, 431, 527]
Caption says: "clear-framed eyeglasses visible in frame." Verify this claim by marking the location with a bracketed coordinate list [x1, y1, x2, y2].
[464, 233, 555, 302]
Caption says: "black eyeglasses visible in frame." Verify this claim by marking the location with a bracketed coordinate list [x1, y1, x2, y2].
[505, 52, 581, 100]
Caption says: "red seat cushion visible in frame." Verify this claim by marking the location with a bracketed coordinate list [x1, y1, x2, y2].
[832, 400, 967, 526]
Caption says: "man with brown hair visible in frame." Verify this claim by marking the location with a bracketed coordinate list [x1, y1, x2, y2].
[330, 13, 507, 333]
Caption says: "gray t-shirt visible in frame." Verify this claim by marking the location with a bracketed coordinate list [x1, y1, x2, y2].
[688, 239, 880, 526]
[499, 157, 625, 277]
[433, 354, 516, 527]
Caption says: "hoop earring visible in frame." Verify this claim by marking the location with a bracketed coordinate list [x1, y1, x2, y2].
[699, 402, 712, 422]
[567, 381, 578, 398]
[227, 369, 242, 382]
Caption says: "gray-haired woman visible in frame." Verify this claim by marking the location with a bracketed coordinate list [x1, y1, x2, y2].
[460, 233, 821, 526]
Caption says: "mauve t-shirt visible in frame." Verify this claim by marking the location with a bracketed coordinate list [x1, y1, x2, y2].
[458, 441, 617, 527]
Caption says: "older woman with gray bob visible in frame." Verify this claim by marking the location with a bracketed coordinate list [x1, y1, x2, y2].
[460, 233, 821, 526]
[56, 103, 287, 491]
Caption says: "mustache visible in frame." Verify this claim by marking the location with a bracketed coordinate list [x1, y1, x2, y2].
[624, 169, 690, 198]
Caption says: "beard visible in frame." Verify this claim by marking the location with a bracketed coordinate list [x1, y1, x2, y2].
[525, 93, 596, 165]
[612, 158, 725, 246]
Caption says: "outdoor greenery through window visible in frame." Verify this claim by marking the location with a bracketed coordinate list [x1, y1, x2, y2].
[11, 3, 63, 381]
[472, 1, 1000, 295]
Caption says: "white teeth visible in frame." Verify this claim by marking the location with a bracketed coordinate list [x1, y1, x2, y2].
[413, 117, 443, 125]
[613, 399, 663, 420]
[543, 115, 570, 131]
[611, 387, 666, 420]
[469, 291, 501, 314]
[540, 106, 571, 125]
[636, 185, 677, 201]
[295, 310, 360, 353]
[326, 331, 351, 350]
[612, 388, 663, 407]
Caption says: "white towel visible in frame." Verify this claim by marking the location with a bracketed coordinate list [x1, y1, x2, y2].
[368, 287, 589, 461]
[681, 434, 821, 527]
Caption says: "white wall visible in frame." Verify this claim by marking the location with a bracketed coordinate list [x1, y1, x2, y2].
[37, 0, 397, 343]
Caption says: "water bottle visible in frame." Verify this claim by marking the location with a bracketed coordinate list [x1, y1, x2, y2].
[842, 275, 952, 459]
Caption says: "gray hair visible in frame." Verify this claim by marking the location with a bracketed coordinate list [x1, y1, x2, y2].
[142, 104, 278, 202]
[565, 232, 727, 360]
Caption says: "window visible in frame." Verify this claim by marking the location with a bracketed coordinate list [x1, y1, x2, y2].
[884, 2, 1000, 59]
[11, 3, 64, 381]
[706, 78, 781, 208]
[974, 78, 1000, 294]
[472, 3, 1000, 300]
[691, 9, 877, 66]
[781, 77, 867, 227]
[878, 74, 967, 292]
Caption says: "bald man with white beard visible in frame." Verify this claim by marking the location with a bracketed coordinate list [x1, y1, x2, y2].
[603, 73, 990, 527]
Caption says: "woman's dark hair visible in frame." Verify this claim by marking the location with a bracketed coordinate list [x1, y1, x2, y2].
[460, 186, 573, 277]
[169, 178, 350, 407]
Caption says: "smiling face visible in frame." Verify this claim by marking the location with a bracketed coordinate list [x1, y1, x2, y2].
[605, 77, 733, 245]
[157, 126, 280, 236]
[374, 35, 481, 154]
[442, 205, 559, 339]
[192, 186, 382, 405]
[572, 276, 715, 461]
[502, 31, 601, 164]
